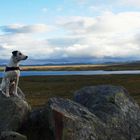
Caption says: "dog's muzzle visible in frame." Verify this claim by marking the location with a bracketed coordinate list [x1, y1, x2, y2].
[24, 56, 28, 60]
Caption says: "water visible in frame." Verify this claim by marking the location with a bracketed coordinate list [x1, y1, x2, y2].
[0, 70, 140, 77]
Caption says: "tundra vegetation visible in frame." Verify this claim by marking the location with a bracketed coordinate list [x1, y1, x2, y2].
[14, 74, 140, 108]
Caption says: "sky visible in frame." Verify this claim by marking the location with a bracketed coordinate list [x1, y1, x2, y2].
[0, 0, 140, 64]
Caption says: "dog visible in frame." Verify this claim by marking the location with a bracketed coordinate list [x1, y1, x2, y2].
[0, 51, 28, 97]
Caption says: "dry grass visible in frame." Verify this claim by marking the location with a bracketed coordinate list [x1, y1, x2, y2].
[16, 74, 140, 108]
[0, 67, 4, 71]
[0, 63, 140, 71]
[20, 63, 140, 71]
[20, 65, 106, 71]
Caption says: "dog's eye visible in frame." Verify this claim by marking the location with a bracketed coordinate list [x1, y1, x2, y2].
[19, 53, 22, 55]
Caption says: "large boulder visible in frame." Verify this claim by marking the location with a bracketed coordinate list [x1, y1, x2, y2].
[0, 131, 27, 140]
[17, 87, 26, 100]
[46, 98, 107, 140]
[74, 85, 140, 140]
[20, 107, 53, 140]
[21, 98, 107, 140]
[20, 85, 140, 140]
[0, 87, 31, 132]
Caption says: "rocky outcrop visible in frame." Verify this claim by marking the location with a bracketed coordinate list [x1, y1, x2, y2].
[0, 131, 27, 140]
[21, 85, 140, 140]
[1, 85, 140, 140]
[0, 88, 31, 132]
[20, 107, 53, 140]
[17, 87, 26, 100]
[74, 85, 140, 140]
[22, 98, 106, 140]
[46, 98, 106, 140]
[0, 87, 30, 140]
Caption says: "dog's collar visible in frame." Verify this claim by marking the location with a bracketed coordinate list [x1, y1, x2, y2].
[5, 67, 20, 72]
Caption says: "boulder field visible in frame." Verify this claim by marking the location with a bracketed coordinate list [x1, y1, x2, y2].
[0, 85, 140, 140]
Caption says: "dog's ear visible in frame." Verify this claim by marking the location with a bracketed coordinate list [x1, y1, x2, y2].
[12, 51, 18, 56]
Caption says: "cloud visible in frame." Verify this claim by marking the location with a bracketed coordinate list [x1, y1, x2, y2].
[1, 11, 140, 63]
[57, 16, 96, 34]
[56, 11, 140, 58]
[120, 0, 140, 7]
[47, 37, 82, 47]
[59, 12, 140, 35]
[1, 24, 50, 34]
[0, 45, 5, 50]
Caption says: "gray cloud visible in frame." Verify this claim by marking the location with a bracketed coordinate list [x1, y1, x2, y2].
[47, 37, 82, 47]
[0, 45, 5, 50]
[1, 24, 50, 34]
[0, 11, 140, 62]
[59, 12, 140, 35]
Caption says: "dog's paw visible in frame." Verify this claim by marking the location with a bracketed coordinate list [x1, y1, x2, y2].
[1, 91, 10, 97]
[13, 93, 19, 97]
[5, 94, 10, 97]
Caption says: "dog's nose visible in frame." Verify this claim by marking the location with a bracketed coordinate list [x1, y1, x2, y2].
[25, 56, 28, 59]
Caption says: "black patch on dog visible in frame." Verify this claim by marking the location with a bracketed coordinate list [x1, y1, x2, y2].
[12, 51, 18, 56]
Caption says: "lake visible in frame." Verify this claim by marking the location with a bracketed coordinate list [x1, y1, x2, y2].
[0, 70, 140, 77]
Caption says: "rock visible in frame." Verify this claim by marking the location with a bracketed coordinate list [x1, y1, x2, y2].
[0, 88, 31, 132]
[0, 131, 27, 140]
[46, 97, 107, 140]
[17, 87, 26, 100]
[74, 85, 140, 140]
[19, 85, 140, 140]
[19, 107, 53, 140]
[21, 97, 107, 140]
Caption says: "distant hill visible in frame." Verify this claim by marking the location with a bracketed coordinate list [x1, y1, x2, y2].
[0, 58, 140, 66]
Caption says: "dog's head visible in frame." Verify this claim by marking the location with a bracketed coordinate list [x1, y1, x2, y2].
[12, 50, 28, 62]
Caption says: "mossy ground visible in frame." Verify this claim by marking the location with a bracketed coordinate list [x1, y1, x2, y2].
[11, 74, 140, 108]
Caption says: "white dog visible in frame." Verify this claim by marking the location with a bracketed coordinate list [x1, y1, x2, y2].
[0, 51, 28, 97]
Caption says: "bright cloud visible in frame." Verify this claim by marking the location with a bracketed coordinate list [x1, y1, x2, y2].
[53, 12, 140, 58]
[0, 10, 140, 63]
[59, 12, 140, 35]
[120, 0, 140, 7]
[1, 0, 140, 64]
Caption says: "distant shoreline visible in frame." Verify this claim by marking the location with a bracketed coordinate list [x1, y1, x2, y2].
[0, 63, 140, 71]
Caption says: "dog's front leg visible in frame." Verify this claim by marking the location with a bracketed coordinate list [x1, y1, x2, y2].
[5, 78, 10, 97]
[13, 77, 19, 96]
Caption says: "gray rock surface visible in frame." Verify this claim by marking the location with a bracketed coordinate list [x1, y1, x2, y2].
[46, 97, 107, 140]
[0, 131, 27, 140]
[20, 107, 53, 140]
[17, 87, 26, 100]
[21, 97, 107, 140]
[74, 85, 140, 140]
[0, 88, 31, 132]
[20, 85, 140, 140]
